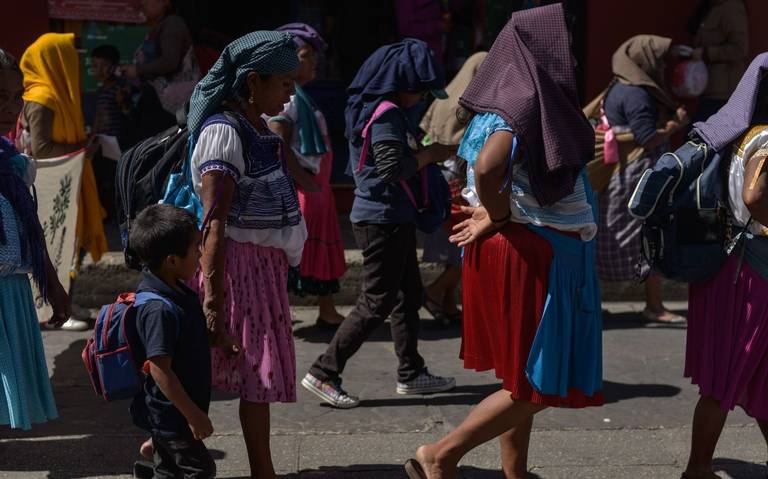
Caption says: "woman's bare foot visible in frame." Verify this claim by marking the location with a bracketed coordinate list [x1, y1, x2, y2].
[318, 296, 345, 325]
[414, 443, 457, 479]
[139, 437, 153, 459]
[318, 310, 345, 325]
[642, 307, 686, 324]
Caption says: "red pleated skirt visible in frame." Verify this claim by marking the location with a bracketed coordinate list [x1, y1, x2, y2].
[461, 222, 604, 408]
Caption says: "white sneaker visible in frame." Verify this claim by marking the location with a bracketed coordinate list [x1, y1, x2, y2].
[70, 304, 91, 321]
[44, 318, 90, 332]
[396, 368, 456, 395]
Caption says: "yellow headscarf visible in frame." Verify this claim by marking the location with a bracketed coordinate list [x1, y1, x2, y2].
[20, 33, 86, 145]
[21, 33, 107, 264]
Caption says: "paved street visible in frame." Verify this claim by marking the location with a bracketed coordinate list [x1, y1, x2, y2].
[1, 302, 766, 478]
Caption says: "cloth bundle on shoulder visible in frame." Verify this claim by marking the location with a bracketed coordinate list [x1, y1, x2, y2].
[584, 35, 675, 194]
[582, 87, 644, 194]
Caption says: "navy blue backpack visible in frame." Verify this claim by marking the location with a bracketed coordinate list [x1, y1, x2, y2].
[628, 137, 730, 283]
[82, 292, 180, 401]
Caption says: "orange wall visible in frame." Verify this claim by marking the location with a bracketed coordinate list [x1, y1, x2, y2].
[1, 0, 49, 58]
[584, 0, 768, 101]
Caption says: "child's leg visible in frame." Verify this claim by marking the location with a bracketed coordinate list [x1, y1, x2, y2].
[139, 437, 153, 459]
[152, 436, 216, 479]
[684, 395, 729, 478]
[415, 390, 546, 479]
[240, 399, 276, 479]
[500, 415, 534, 479]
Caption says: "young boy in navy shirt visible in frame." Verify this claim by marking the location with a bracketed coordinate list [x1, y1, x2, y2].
[129, 204, 215, 478]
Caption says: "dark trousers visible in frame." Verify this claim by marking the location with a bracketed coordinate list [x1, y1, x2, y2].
[152, 436, 216, 479]
[310, 223, 426, 383]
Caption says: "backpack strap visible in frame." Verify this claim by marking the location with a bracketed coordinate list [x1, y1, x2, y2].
[357, 100, 400, 173]
[135, 292, 183, 339]
[357, 101, 427, 209]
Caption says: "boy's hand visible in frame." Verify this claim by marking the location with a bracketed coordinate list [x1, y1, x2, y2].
[187, 409, 213, 440]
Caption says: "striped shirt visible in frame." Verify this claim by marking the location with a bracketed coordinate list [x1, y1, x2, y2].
[93, 81, 124, 137]
[458, 113, 597, 241]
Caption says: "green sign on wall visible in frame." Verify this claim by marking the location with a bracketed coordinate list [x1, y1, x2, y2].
[80, 22, 148, 92]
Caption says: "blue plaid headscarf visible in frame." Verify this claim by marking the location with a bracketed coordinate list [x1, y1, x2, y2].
[187, 31, 299, 138]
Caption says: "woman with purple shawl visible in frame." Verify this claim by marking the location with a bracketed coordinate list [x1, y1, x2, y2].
[405, 5, 604, 478]
[682, 53, 768, 479]
[0, 49, 70, 430]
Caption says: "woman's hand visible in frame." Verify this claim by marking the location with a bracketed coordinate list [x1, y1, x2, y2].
[203, 296, 242, 358]
[449, 205, 502, 247]
[212, 330, 242, 358]
[46, 277, 70, 327]
[674, 107, 690, 129]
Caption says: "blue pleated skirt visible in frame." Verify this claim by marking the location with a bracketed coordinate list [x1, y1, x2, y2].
[0, 274, 58, 429]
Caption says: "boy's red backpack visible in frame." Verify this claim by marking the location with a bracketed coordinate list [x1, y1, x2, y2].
[82, 292, 180, 401]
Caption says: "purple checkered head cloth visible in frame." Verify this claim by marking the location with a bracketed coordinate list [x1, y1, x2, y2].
[459, 3, 594, 206]
[694, 53, 768, 151]
[276, 23, 327, 54]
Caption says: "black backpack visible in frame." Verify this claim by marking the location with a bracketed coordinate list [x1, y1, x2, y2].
[627, 136, 730, 283]
[116, 114, 190, 270]
[116, 109, 240, 270]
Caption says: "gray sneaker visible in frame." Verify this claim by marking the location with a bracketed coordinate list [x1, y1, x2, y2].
[301, 373, 360, 409]
[397, 368, 456, 395]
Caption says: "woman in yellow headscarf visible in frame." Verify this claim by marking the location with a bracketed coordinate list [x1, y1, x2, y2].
[19, 33, 107, 331]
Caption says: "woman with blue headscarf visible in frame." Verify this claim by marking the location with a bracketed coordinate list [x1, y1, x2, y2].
[269, 23, 348, 330]
[301, 38, 456, 409]
[187, 31, 303, 478]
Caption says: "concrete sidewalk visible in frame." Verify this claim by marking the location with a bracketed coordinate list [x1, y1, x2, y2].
[0, 303, 765, 478]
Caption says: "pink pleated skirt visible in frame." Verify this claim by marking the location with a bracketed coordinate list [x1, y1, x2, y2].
[193, 239, 296, 403]
[686, 254, 768, 420]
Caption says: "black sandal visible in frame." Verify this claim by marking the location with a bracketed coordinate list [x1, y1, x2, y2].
[404, 459, 427, 479]
[423, 294, 450, 326]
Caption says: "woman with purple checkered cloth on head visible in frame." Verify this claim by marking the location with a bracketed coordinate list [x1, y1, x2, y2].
[681, 53, 768, 479]
[405, 4, 604, 478]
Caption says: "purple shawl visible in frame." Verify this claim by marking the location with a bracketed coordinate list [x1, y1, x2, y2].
[459, 4, 594, 206]
[694, 53, 768, 151]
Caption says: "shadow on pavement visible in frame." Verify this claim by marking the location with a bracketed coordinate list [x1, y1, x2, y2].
[240, 465, 542, 478]
[294, 319, 462, 344]
[349, 380, 681, 409]
[713, 458, 768, 478]
[603, 380, 681, 404]
[0, 337, 157, 477]
[602, 309, 689, 331]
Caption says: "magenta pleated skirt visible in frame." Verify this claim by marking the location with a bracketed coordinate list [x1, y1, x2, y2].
[686, 254, 768, 420]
